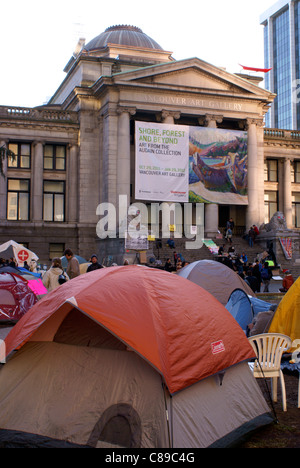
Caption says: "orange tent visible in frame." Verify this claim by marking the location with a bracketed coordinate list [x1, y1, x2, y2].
[5, 265, 254, 394]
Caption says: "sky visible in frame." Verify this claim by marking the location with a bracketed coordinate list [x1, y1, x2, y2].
[0, 0, 277, 108]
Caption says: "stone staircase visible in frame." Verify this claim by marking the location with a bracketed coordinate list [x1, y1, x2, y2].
[148, 235, 264, 266]
[147, 234, 300, 278]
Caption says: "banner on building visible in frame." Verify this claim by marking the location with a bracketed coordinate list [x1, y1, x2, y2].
[135, 121, 189, 202]
[188, 127, 248, 205]
[279, 237, 293, 260]
[135, 121, 248, 205]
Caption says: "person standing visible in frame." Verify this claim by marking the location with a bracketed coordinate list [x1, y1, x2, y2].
[252, 260, 262, 292]
[42, 257, 69, 292]
[64, 248, 80, 279]
[248, 227, 255, 247]
[261, 261, 272, 292]
[87, 254, 103, 272]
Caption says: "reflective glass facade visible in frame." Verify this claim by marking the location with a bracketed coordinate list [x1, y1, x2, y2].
[264, 25, 271, 128]
[273, 8, 292, 129]
[295, 1, 300, 127]
[261, 1, 300, 129]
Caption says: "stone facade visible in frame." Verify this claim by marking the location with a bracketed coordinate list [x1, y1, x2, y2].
[0, 26, 299, 266]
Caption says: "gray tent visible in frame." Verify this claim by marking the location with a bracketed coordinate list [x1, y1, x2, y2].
[177, 259, 254, 305]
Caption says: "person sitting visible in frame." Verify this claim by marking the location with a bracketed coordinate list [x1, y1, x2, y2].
[241, 252, 248, 267]
[176, 258, 182, 271]
[279, 270, 294, 293]
[166, 238, 175, 249]
[218, 244, 225, 255]
[164, 258, 173, 272]
[248, 305, 277, 337]
[228, 245, 235, 255]
[87, 254, 103, 272]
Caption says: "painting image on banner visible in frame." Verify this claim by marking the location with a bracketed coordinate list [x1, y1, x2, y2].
[189, 127, 248, 205]
[135, 121, 189, 202]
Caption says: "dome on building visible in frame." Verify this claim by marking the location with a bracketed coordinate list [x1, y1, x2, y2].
[84, 25, 164, 51]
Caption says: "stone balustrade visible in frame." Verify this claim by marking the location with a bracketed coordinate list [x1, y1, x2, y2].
[264, 128, 300, 140]
[0, 106, 79, 123]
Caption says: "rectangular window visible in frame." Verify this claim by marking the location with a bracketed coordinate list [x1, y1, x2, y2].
[49, 243, 65, 260]
[43, 181, 65, 222]
[292, 193, 300, 227]
[7, 179, 30, 220]
[44, 144, 66, 171]
[264, 159, 278, 182]
[7, 142, 31, 169]
[292, 161, 300, 183]
[264, 191, 278, 223]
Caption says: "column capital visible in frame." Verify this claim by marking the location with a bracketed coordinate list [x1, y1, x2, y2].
[32, 140, 45, 147]
[245, 118, 264, 129]
[156, 110, 181, 122]
[204, 114, 223, 127]
[117, 106, 136, 116]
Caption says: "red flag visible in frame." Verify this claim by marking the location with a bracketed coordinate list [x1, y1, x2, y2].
[239, 64, 272, 73]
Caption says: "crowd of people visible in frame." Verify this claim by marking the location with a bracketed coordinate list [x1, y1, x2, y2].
[42, 249, 107, 292]
[1, 232, 296, 297]
[217, 241, 295, 294]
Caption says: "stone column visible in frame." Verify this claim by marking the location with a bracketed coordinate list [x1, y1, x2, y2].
[31, 141, 44, 221]
[256, 120, 265, 226]
[203, 114, 223, 237]
[278, 159, 284, 213]
[0, 140, 8, 221]
[117, 107, 136, 202]
[101, 106, 119, 208]
[205, 203, 219, 238]
[283, 157, 293, 228]
[246, 119, 260, 229]
[67, 144, 78, 223]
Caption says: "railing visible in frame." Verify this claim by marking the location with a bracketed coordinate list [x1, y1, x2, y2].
[218, 226, 246, 237]
[0, 106, 79, 123]
[264, 128, 300, 140]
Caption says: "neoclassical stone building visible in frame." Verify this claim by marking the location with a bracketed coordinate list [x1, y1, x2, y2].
[0, 25, 299, 264]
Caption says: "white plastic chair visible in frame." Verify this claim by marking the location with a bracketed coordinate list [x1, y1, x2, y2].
[248, 333, 292, 412]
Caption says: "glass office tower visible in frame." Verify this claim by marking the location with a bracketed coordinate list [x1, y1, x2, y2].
[261, 0, 300, 129]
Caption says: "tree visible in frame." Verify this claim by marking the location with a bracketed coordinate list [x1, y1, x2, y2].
[0, 145, 16, 177]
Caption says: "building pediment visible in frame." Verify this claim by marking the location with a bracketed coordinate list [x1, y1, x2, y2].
[111, 57, 275, 103]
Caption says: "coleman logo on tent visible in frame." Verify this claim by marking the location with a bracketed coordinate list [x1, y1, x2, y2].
[211, 340, 225, 355]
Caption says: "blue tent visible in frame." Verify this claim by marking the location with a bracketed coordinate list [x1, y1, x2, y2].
[225, 289, 272, 334]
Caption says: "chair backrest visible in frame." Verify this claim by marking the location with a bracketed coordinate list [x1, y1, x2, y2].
[248, 333, 292, 372]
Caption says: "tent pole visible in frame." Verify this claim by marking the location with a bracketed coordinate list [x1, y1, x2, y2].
[162, 382, 173, 448]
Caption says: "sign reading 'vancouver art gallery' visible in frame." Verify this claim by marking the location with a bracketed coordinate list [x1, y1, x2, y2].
[135, 121, 248, 205]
